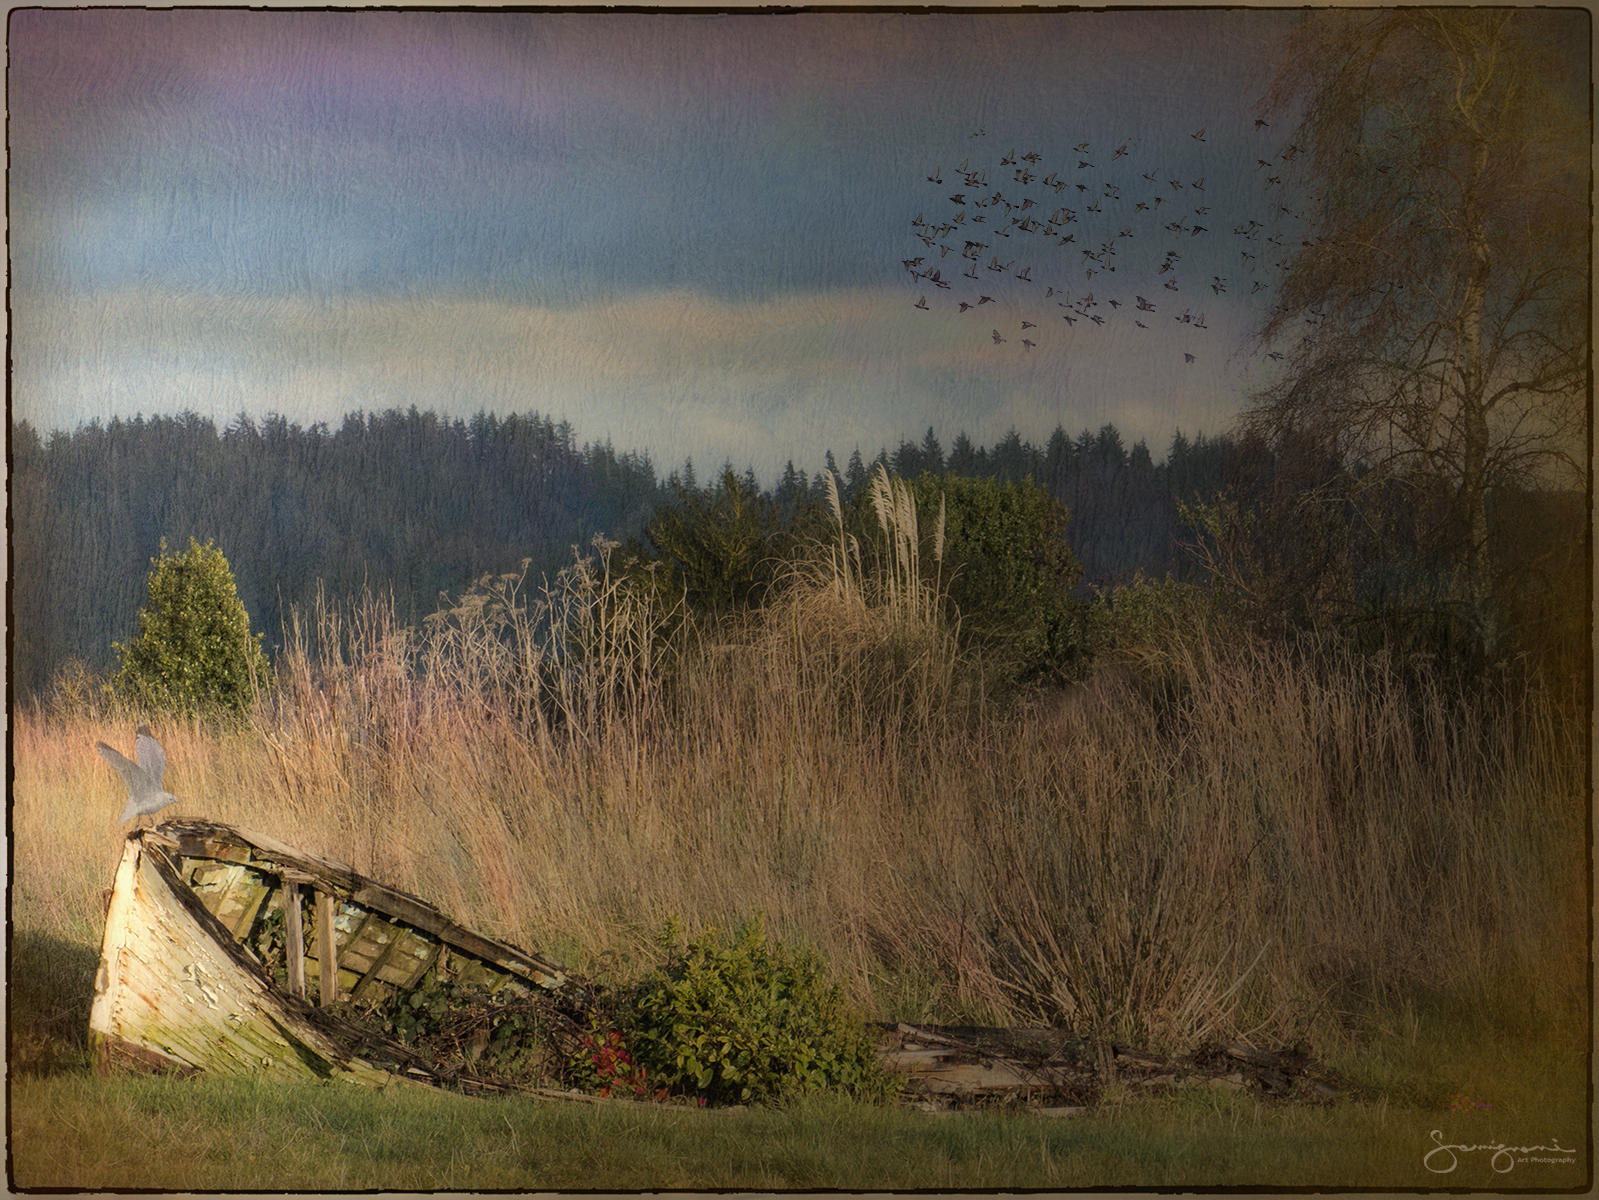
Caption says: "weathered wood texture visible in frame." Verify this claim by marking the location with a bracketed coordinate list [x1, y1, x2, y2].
[89, 836, 419, 1086]
[316, 891, 337, 1006]
[876, 1024, 1345, 1108]
[166, 820, 567, 992]
[89, 821, 575, 1092]
[879, 1024, 1096, 1102]
[283, 878, 306, 1001]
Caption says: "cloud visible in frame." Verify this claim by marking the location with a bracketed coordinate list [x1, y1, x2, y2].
[15, 280, 1266, 481]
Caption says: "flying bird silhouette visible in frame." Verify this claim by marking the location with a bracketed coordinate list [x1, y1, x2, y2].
[904, 115, 1304, 357]
[98, 724, 177, 827]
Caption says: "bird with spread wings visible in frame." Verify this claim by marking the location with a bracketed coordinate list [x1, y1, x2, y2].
[97, 724, 177, 827]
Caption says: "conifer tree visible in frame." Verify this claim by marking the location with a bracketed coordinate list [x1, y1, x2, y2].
[113, 537, 271, 716]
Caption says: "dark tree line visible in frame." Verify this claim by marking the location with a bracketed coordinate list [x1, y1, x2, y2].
[801, 424, 1238, 588]
[12, 405, 1581, 700]
[661, 421, 1585, 683]
[10, 408, 663, 698]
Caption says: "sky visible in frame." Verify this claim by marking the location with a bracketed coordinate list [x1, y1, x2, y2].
[10, 6, 1314, 482]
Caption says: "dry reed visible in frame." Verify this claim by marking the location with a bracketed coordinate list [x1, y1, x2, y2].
[13, 477, 1583, 1054]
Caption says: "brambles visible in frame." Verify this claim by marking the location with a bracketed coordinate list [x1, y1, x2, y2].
[565, 1025, 654, 1099]
[341, 977, 569, 1089]
[247, 901, 577, 1092]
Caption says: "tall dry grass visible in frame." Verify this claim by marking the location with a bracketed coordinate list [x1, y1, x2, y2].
[14, 470, 1585, 1055]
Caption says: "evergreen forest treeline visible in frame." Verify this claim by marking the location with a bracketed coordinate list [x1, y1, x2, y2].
[10, 409, 1242, 698]
[10, 409, 663, 698]
[10, 406, 1583, 699]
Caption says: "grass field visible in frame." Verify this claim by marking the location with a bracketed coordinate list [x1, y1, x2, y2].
[10, 1017, 1589, 1192]
[8, 534, 1590, 1190]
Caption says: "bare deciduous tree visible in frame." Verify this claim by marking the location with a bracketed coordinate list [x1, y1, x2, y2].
[1248, 10, 1588, 616]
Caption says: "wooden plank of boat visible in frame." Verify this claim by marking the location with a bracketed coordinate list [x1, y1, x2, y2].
[89, 831, 426, 1085]
[877, 1022, 1099, 1104]
[162, 819, 570, 994]
[88, 820, 573, 1091]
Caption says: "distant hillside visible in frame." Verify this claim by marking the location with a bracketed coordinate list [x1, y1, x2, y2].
[9, 408, 664, 697]
[11, 408, 1236, 698]
[13, 407, 1577, 699]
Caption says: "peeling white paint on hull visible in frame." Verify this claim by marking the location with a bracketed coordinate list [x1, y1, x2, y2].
[88, 821, 570, 1091]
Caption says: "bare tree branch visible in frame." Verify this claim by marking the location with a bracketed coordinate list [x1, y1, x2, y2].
[1245, 9, 1589, 598]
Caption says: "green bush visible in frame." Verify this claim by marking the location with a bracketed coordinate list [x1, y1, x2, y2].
[905, 473, 1086, 683]
[640, 471, 792, 616]
[624, 918, 895, 1106]
[1086, 573, 1225, 664]
[113, 537, 271, 716]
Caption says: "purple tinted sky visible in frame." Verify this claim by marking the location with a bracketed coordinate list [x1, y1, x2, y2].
[12, 7, 1314, 479]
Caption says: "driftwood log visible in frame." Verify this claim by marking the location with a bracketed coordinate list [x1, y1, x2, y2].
[877, 1024, 1346, 1109]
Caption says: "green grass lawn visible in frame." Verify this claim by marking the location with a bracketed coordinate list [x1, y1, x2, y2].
[11, 1031, 1588, 1192]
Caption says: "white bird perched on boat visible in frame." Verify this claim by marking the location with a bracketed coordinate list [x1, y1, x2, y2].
[97, 724, 176, 826]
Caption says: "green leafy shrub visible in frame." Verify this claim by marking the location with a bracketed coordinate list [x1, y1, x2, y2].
[113, 537, 271, 716]
[905, 472, 1087, 683]
[625, 917, 895, 1106]
[1085, 573, 1226, 666]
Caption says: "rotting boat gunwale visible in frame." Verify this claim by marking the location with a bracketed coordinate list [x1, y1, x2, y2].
[162, 820, 569, 993]
[89, 821, 575, 1093]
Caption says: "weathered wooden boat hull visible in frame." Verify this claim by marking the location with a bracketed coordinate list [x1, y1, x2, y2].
[89, 820, 571, 1089]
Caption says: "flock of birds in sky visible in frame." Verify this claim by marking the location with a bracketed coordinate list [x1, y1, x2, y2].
[905, 120, 1316, 363]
